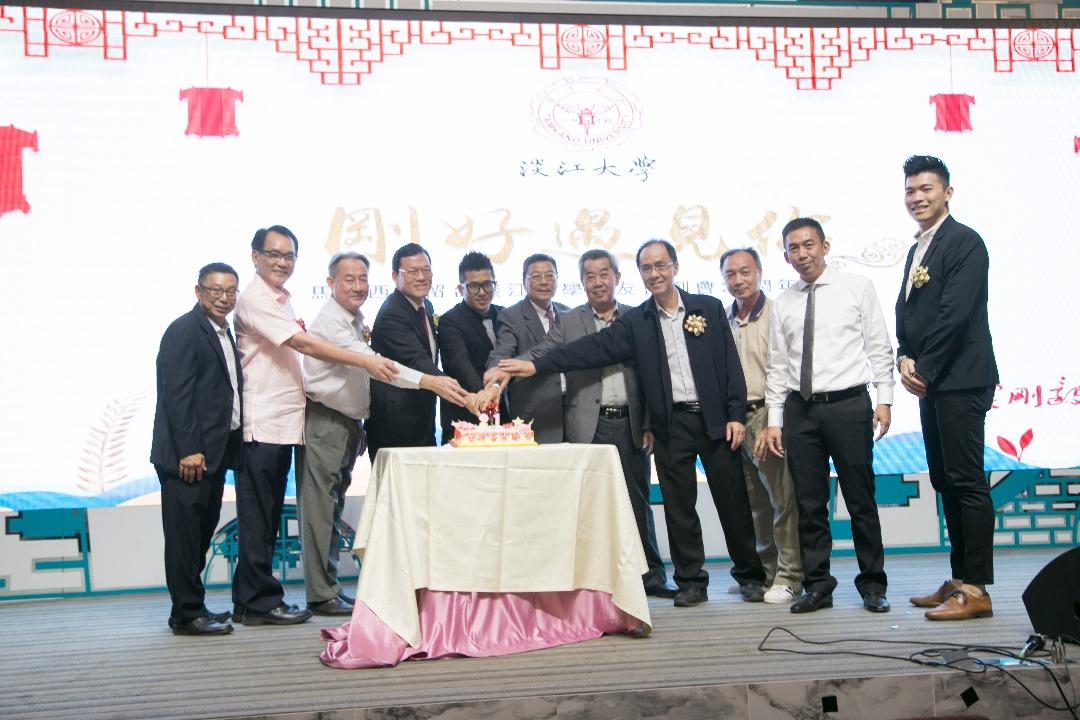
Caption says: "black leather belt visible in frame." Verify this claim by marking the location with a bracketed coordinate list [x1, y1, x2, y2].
[746, 399, 765, 413]
[599, 405, 630, 419]
[672, 401, 702, 413]
[801, 386, 866, 404]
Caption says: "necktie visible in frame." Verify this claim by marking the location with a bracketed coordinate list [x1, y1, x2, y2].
[799, 284, 817, 401]
[482, 317, 497, 347]
[417, 305, 435, 360]
[544, 306, 557, 333]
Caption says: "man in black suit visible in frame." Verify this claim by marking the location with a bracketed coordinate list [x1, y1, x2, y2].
[151, 263, 243, 636]
[367, 243, 457, 460]
[896, 156, 999, 621]
[499, 240, 766, 607]
[439, 251, 508, 441]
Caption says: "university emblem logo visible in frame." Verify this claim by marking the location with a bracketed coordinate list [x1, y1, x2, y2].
[531, 77, 643, 151]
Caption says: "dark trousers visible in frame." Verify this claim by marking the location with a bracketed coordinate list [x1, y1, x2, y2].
[592, 413, 667, 586]
[652, 407, 765, 590]
[920, 387, 995, 585]
[783, 390, 886, 597]
[233, 441, 294, 612]
[157, 464, 227, 623]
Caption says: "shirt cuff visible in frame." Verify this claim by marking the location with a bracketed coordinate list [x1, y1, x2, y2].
[874, 384, 894, 407]
[767, 405, 784, 429]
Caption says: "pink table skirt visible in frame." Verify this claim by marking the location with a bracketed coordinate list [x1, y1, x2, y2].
[321, 588, 645, 668]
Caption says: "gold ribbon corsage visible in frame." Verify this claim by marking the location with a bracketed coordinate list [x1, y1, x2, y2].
[684, 314, 707, 336]
[361, 325, 372, 344]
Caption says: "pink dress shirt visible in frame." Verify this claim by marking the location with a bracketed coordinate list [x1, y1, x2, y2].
[234, 273, 306, 445]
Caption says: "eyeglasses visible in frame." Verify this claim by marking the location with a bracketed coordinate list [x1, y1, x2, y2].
[527, 272, 557, 283]
[258, 250, 298, 263]
[401, 267, 433, 278]
[464, 281, 496, 295]
[639, 262, 673, 275]
[199, 286, 239, 299]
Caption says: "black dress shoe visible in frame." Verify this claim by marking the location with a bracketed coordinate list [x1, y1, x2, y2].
[739, 583, 765, 603]
[307, 596, 355, 616]
[673, 587, 708, 607]
[235, 603, 313, 626]
[172, 615, 234, 636]
[644, 581, 679, 599]
[790, 591, 833, 614]
[863, 591, 891, 613]
[209, 609, 232, 624]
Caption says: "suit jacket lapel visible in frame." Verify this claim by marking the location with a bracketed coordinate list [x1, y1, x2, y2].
[194, 307, 231, 380]
[898, 243, 917, 306]
[523, 302, 546, 345]
[397, 291, 430, 350]
[916, 215, 953, 273]
[643, 299, 674, 406]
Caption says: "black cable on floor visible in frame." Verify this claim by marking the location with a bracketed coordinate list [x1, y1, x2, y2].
[757, 626, 1079, 718]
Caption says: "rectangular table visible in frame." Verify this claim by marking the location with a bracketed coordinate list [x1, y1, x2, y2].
[321, 444, 652, 668]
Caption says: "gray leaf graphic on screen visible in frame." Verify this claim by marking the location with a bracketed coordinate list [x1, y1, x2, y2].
[76, 395, 143, 495]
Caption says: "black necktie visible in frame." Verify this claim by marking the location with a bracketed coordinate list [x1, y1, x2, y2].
[799, 284, 817, 401]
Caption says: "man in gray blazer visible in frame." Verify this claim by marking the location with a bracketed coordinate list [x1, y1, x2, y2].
[486, 253, 569, 443]
[512, 249, 676, 597]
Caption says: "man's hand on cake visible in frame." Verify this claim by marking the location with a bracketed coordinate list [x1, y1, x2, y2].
[497, 359, 536, 378]
[420, 374, 468, 407]
[475, 385, 501, 413]
[482, 367, 510, 388]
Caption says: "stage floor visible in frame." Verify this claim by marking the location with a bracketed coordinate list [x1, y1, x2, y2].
[2, 548, 1076, 720]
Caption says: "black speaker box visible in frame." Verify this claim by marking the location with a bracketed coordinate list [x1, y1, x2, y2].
[1022, 546, 1080, 642]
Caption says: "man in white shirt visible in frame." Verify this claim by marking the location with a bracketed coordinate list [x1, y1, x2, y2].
[299, 252, 468, 616]
[232, 227, 465, 627]
[759, 218, 895, 614]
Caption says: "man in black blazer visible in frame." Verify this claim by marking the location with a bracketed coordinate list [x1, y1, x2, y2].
[150, 263, 243, 636]
[439, 251, 508, 441]
[499, 240, 765, 607]
[896, 156, 999, 621]
[367, 243, 451, 460]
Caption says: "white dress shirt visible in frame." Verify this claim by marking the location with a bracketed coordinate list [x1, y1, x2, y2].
[591, 307, 629, 407]
[765, 267, 894, 427]
[304, 299, 422, 420]
[655, 297, 699, 403]
[207, 314, 242, 431]
[905, 213, 949, 299]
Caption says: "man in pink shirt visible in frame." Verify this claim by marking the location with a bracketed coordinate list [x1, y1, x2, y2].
[232, 225, 467, 625]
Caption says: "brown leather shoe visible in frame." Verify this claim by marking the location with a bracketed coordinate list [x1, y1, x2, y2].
[909, 579, 961, 608]
[925, 590, 993, 621]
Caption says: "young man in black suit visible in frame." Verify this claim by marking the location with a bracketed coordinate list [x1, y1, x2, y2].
[438, 251, 508, 442]
[151, 263, 243, 636]
[498, 240, 765, 607]
[896, 156, 999, 621]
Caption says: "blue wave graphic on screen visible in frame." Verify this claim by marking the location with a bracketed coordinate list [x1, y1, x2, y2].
[0, 470, 298, 510]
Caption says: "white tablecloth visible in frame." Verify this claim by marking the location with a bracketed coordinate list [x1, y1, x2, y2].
[353, 443, 652, 648]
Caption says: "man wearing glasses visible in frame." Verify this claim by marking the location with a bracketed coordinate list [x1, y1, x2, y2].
[438, 251, 508, 442]
[151, 262, 243, 635]
[498, 240, 765, 607]
[232, 227, 462, 626]
[486, 253, 569, 443]
[366, 243, 466, 460]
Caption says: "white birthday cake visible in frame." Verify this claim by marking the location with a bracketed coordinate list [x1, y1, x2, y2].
[450, 417, 536, 448]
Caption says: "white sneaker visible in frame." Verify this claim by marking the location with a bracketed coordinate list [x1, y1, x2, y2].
[763, 585, 799, 604]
